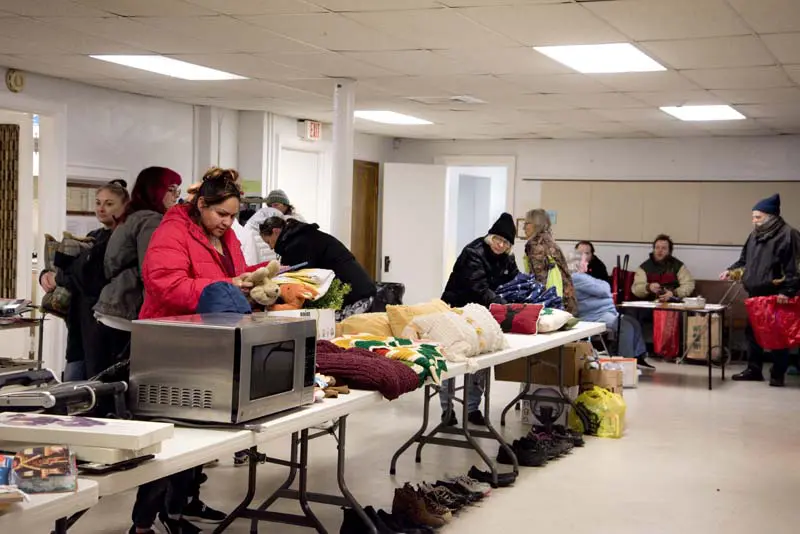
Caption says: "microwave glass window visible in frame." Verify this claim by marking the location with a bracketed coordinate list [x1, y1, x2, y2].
[250, 341, 295, 400]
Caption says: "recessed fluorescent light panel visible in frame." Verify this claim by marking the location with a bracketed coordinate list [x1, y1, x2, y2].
[90, 55, 246, 80]
[354, 111, 432, 125]
[660, 105, 746, 121]
[533, 43, 666, 74]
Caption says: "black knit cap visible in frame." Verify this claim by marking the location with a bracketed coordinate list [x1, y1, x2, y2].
[488, 212, 516, 243]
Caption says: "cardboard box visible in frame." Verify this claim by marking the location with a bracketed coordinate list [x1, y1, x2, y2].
[519, 384, 579, 426]
[494, 341, 593, 387]
[268, 309, 336, 340]
[580, 368, 624, 397]
[684, 314, 721, 361]
[599, 357, 639, 388]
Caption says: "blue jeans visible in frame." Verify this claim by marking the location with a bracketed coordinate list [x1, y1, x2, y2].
[63, 361, 86, 382]
[617, 314, 647, 358]
[439, 369, 488, 414]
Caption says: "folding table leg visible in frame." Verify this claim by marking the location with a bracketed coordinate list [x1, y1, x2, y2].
[482, 373, 518, 479]
[213, 446, 260, 534]
[52, 517, 67, 534]
[336, 417, 375, 534]
[707, 313, 713, 391]
[390, 385, 434, 475]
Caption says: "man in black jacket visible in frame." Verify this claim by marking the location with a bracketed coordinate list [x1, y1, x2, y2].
[439, 213, 519, 427]
[723, 194, 800, 387]
[260, 217, 376, 306]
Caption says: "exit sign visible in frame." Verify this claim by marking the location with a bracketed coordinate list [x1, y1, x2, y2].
[298, 120, 322, 141]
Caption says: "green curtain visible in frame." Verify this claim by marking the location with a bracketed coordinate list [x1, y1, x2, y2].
[0, 124, 19, 297]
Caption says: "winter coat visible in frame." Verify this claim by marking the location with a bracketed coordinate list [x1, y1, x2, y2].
[442, 238, 519, 308]
[140, 204, 249, 320]
[587, 255, 610, 284]
[729, 217, 800, 297]
[632, 254, 695, 299]
[275, 220, 376, 305]
[244, 206, 283, 264]
[94, 210, 162, 321]
[573, 273, 618, 329]
[525, 232, 578, 314]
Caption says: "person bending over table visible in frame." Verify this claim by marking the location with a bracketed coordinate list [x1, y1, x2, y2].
[575, 240, 610, 284]
[568, 251, 654, 370]
[440, 213, 519, 427]
[723, 194, 800, 387]
[632, 234, 695, 302]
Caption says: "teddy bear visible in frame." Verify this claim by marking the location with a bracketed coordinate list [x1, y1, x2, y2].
[271, 283, 319, 311]
[240, 260, 281, 307]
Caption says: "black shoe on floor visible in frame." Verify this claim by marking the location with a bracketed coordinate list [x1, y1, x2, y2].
[637, 356, 656, 370]
[769, 376, 785, 387]
[182, 499, 226, 524]
[441, 410, 458, 427]
[467, 410, 486, 426]
[159, 514, 202, 534]
[468, 465, 516, 488]
[732, 368, 764, 382]
[376, 509, 426, 534]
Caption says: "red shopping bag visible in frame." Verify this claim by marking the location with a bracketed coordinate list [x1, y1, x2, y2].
[653, 310, 680, 359]
[745, 296, 800, 350]
[611, 267, 635, 304]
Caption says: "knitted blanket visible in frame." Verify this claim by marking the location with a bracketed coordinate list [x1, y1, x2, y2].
[315, 341, 419, 400]
[331, 335, 448, 386]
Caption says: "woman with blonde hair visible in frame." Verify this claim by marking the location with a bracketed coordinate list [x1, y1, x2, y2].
[523, 208, 578, 314]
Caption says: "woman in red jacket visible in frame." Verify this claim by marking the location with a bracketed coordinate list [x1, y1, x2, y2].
[140, 167, 251, 320]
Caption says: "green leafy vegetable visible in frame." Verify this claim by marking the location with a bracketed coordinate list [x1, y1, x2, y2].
[305, 279, 351, 311]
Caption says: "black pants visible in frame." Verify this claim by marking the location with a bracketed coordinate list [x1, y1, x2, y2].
[131, 468, 200, 528]
[746, 323, 790, 378]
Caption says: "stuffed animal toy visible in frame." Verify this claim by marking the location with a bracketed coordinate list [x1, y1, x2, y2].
[242, 261, 281, 307]
[271, 283, 319, 311]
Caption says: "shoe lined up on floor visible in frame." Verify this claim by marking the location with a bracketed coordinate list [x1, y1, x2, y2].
[534, 424, 585, 448]
[182, 498, 227, 524]
[467, 465, 517, 488]
[440, 409, 487, 427]
[158, 513, 203, 534]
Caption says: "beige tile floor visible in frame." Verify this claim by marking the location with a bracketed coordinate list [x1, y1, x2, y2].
[65, 362, 800, 534]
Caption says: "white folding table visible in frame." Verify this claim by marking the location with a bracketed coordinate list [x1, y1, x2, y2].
[0, 478, 99, 534]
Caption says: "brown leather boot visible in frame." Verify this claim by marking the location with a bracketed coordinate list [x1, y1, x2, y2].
[392, 483, 446, 528]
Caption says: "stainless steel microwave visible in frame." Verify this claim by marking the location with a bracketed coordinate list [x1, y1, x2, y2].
[129, 313, 316, 424]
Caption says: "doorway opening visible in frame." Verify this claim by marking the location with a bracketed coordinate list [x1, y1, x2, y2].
[351, 160, 379, 278]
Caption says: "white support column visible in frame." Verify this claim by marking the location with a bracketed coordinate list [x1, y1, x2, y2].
[331, 79, 356, 248]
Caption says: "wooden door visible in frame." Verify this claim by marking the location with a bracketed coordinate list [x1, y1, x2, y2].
[351, 160, 379, 278]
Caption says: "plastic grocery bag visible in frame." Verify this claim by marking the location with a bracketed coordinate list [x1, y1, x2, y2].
[568, 386, 626, 439]
[546, 256, 564, 297]
[653, 310, 680, 359]
[745, 296, 800, 350]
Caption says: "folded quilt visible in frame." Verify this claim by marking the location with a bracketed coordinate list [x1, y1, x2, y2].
[332, 334, 448, 386]
[315, 340, 419, 400]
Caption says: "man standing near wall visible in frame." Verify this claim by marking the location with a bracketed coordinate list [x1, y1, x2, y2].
[722, 194, 800, 387]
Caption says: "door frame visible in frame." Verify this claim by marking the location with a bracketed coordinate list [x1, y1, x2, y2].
[273, 133, 333, 231]
[433, 155, 516, 214]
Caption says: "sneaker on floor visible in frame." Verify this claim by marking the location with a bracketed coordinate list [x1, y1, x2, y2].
[233, 452, 249, 467]
[637, 356, 655, 370]
[447, 475, 491, 497]
[732, 368, 764, 382]
[182, 499, 226, 524]
[468, 465, 516, 488]
[441, 410, 457, 427]
[769, 375, 785, 387]
[467, 410, 486, 426]
[159, 514, 202, 534]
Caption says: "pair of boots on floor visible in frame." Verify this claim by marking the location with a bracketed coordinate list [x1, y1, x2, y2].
[733, 325, 790, 387]
[439, 371, 487, 427]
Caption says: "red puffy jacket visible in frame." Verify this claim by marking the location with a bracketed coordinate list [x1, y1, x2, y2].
[140, 204, 249, 319]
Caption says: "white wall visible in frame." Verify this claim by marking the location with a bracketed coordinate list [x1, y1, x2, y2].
[14, 72, 194, 183]
[392, 136, 800, 281]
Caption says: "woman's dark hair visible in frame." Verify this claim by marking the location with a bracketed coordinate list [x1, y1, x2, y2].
[122, 167, 181, 222]
[575, 240, 595, 254]
[97, 179, 130, 204]
[190, 167, 242, 217]
[259, 216, 286, 236]
[653, 234, 674, 254]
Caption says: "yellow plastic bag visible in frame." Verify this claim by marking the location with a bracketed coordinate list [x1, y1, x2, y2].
[546, 256, 564, 297]
[568, 386, 627, 439]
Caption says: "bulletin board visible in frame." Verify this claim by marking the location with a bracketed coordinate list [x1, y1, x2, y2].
[537, 180, 800, 246]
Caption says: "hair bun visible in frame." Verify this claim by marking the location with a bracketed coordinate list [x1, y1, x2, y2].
[202, 167, 239, 185]
[109, 179, 128, 188]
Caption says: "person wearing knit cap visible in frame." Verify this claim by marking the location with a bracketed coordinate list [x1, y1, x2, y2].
[723, 193, 800, 387]
[265, 189, 305, 222]
[440, 213, 520, 426]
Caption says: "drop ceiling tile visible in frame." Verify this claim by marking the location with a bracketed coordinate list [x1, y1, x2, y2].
[167, 53, 311, 80]
[0, 17, 134, 54]
[586, 71, 700, 92]
[280, 78, 341, 97]
[267, 52, 398, 77]
[593, 107, 675, 122]
[532, 109, 612, 123]
[753, 117, 800, 133]
[625, 120, 708, 137]
[711, 88, 800, 105]
[682, 66, 793, 90]
[428, 74, 528, 98]
[458, 4, 626, 46]
[761, 33, 800, 65]
[502, 94, 576, 110]
[311, 0, 442, 10]
[342, 50, 473, 76]
[553, 92, 650, 109]
[784, 65, 800, 85]
[183, 0, 325, 15]
[586, 0, 750, 40]
[498, 73, 613, 94]
[625, 90, 724, 107]
[139, 16, 320, 53]
[736, 103, 800, 119]
[239, 13, 415, 51]
[727, 0, 800, 33]
[359, 76, 459, 97]
[1, 0, 106, 17]
[640, 36, 775, 70]
[441, 0, 565, 6]
[344, 8, 517, 49]
[436, 47, 573, 76]
[75, 0, 218, 16]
